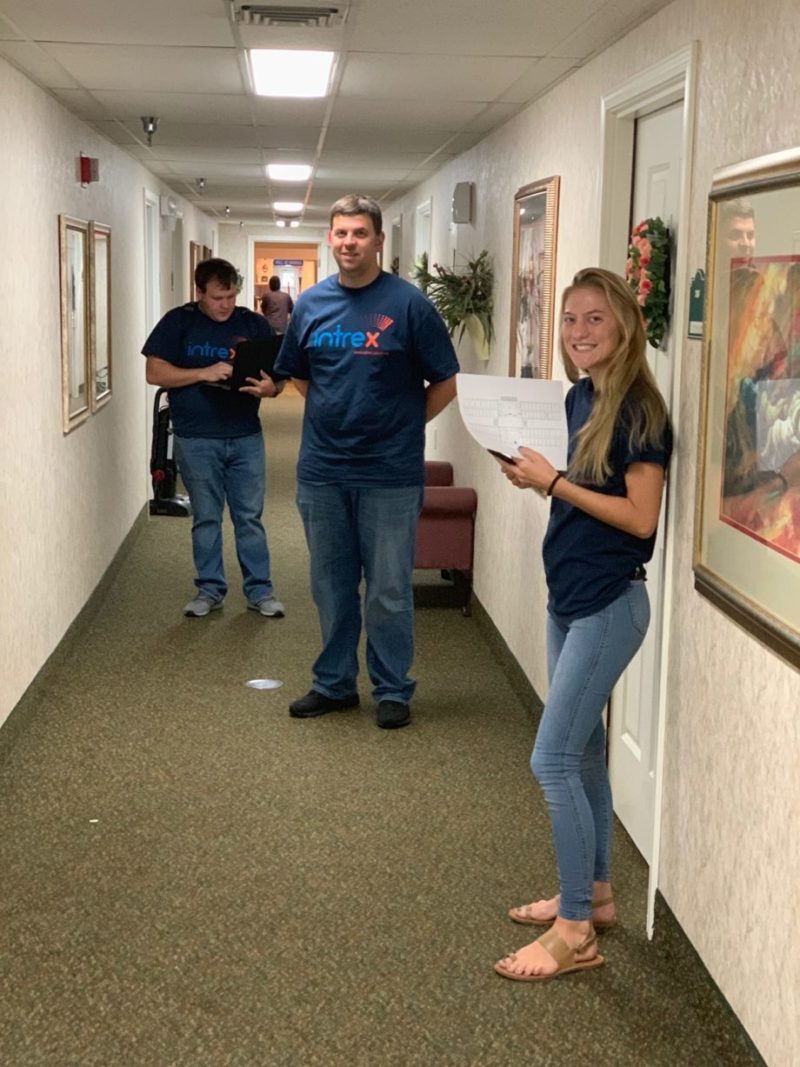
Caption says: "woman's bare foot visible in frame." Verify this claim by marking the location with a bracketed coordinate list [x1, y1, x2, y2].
[495, 917, 599, 979]
[508, 882, 616, 927]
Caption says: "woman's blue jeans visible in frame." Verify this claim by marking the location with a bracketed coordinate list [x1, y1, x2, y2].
[174, 433, 274, 604]
[296, 481, 424, 703]
[530, 580, 650, 920]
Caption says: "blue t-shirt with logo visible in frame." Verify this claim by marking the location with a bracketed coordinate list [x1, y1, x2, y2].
[542, 377, 673, 621]
[142, 303, 274, 438]
[274, 272, 460, 486]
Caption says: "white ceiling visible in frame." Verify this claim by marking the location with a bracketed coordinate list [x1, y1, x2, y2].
[0, 0, 673, 227]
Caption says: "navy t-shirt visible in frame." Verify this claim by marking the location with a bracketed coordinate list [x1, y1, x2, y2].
[142, 303, 274, 438]
[274, 272, 460, 486]
[542, 378, 673, 621]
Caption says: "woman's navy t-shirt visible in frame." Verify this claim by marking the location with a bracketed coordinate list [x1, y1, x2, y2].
[274, 271, 459, 486]
[542, 378, 673, 621]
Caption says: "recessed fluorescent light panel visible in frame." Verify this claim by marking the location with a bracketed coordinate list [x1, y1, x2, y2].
[273, 201, 304, 214]
[250, 50, 334, 98]
[267, 164, 312, 182]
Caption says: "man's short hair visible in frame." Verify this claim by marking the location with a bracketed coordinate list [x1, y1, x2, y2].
[329, 194, 382, 235]
[195, 257, 238, 292]
[268, 275, 281, 291]
[720, 197, 755, 226]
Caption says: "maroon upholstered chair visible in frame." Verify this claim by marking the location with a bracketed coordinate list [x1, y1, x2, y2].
[414, 461, 478, 615]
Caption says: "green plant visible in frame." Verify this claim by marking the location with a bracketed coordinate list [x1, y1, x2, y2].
[412, 250, 495, 344]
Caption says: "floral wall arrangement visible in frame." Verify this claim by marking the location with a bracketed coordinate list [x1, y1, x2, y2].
[626, 217, 670, 348]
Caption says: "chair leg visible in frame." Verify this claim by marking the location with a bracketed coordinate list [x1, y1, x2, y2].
[452, 570, 472, 616]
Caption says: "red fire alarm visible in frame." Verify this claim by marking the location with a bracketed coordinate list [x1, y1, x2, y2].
[79, 153, 99, 185]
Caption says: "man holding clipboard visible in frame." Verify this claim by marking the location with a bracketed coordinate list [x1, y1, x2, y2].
[143, 257, 286, 620]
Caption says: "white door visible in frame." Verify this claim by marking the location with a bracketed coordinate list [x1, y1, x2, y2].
[608, 100, 682, 862]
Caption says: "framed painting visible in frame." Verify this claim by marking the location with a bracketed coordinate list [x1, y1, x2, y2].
[694, 147, 800, 668]
[189, 240, 203, 298]
[59, 215, 91, 433]
[509, 176, 560, 378]
[89, 221, 112, 410]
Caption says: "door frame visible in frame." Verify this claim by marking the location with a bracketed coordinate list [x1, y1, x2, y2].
[246, 233, 325, 312]
[598, 43, 697, 938]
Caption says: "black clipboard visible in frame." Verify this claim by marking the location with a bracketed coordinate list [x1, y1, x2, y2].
[228, 336, 286, 389]
[208, 336, 287, 391]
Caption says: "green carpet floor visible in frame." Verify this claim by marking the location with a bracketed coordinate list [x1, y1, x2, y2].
[0, 394, 762, 1066]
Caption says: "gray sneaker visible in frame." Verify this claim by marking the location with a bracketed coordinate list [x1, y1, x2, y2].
[247, 596, 285, 618]
[183, 594, 223, 618]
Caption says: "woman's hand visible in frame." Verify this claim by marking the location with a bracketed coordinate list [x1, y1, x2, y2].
[497, 447, 557, 494]
[497, 447, 666, 538]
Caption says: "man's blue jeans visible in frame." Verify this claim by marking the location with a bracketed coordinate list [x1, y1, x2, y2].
[531, 580, 650, 920]
[174, 433, 274, 604]
[296, 481, 424, 703]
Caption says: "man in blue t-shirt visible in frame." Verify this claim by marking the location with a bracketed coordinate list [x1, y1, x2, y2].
[143, 257, 285, 620]
[275, 194, 459, 730]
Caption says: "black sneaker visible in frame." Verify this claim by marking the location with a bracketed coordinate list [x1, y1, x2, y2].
[376, 700, 411, 730]
[289, 690, 359, 718]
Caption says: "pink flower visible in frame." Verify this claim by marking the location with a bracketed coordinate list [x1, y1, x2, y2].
[638, 237, 652, 259]
[637, 292, 648, 307]
[639, 276, 653, 295]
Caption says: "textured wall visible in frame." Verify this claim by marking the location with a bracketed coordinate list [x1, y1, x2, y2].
[384, 1, 800, 1063]
[0, 59, 216, 727]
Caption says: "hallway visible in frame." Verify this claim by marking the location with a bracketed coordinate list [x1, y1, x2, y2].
[0, 396, 761, 1066]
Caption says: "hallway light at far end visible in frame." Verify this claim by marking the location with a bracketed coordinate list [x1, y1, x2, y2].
[249, 50, 334, 98]
[273, 201, 303, 214]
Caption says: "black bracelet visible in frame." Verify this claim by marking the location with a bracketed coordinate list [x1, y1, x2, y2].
[774, 470, 789, 494]
[547, 472, 563, 496]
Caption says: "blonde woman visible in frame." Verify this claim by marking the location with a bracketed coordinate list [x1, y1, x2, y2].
[494, 268, 672, 981]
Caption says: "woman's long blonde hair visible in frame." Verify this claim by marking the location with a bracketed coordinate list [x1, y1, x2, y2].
[560, 267, 669, 485]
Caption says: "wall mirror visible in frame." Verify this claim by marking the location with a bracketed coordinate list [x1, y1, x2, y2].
[90, 222, 112, 409]
[59, 215, 91, 433]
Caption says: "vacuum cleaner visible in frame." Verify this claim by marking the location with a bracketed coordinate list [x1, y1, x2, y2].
[149, 388, 191, 516]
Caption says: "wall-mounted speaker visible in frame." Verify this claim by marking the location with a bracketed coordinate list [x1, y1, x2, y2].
[451, 182, 473, 224]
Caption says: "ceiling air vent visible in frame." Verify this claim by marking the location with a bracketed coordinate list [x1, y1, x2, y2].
[237, 5, 345, 27]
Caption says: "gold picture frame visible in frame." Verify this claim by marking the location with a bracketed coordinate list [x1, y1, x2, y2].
[89, 221, 112, 410]
[59, 215, 91, 433]
[509, 176, 560, 378]
[693, 147, 800, 668]
[189, 240, 203, 299]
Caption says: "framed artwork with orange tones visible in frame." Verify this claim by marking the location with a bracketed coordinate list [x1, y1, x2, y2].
[694, 147, 800, 667]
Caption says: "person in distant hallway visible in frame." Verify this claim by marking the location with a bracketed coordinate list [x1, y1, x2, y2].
[493, 268, 672, 981]
[260, 275, 294, 335]
[274, 194, 459, 730]
[143, 257, 285, 619]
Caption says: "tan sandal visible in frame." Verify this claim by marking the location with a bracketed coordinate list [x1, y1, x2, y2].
[494, 928, 604, 982]
[508, 895, 617, 930]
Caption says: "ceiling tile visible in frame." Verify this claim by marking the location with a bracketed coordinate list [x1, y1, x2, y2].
[338, 52, 534, 102]
[0, 0, 232, 46]
[497, 56, 583, 104]
[345, 0, 598, 55]
[328, 97, 486, 130]
[40, 43, 242, 93]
